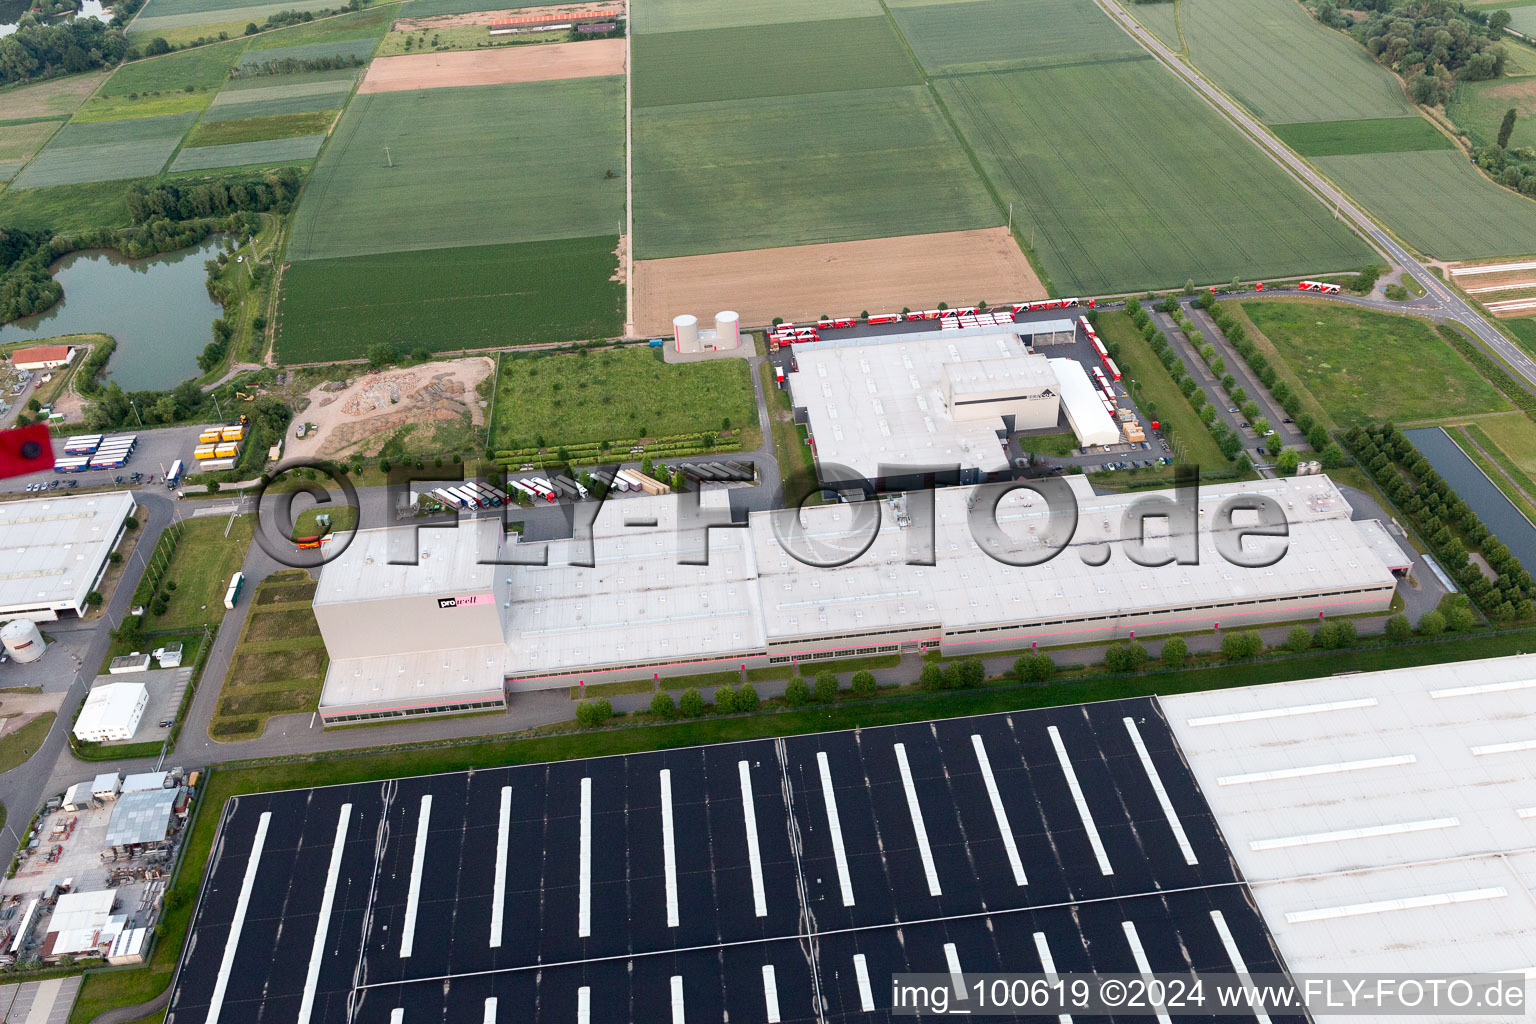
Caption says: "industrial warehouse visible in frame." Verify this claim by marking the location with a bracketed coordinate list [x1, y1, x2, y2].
[0, 492, 135, 622]
[310, 474, 1411, 722]
[168, 654, 1536, 1023]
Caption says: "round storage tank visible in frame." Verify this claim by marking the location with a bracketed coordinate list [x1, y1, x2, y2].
[672, 314, 699, 353]
[714, 311, 740, 350]
[1, 618, 45, 664]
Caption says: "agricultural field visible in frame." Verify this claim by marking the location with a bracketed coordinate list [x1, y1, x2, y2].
[201, 67, 359, 121]
[357, 39, 623, 92]
[242, 3, 394, 47]
[632, 85, 998, 259]
[185, 109, 338, 145]
[100, 38, 249, 96]
[0, 178, 134, 232]
[632, 18, 919, 107]
[1241, 301, 1510, 426]
[400, 0, 566, 16]
[287, 76, 623, 261]
[12, 112, 199, 188]
[275, 236, 624, 360]
[0, 122, 60, 166]
[937, 59, 1374, 295]
[170, 134, 327, 170]
[1121, 0, 1181, 52]
[1313, 150, 1536, 259]
[892, 0, 1141, 74]
[375, 23, 568, 56]
[73, 90, 214, 123]
[1448, 73, 1536, 153]
[130, 0, 338, 45]
[487, 346, 757, 450]
[634, 0, 875, 33]
[236, 36, 381, 67]
[1272, 117, 1452, 157]
[0, 71, 109, 121]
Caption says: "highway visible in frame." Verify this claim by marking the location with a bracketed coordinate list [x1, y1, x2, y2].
[1094, 0, 1536, 393]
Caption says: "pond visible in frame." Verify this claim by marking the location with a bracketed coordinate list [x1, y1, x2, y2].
[1405, 426, 1536, 578]
[0, 239, 226, 392]
[0, 0, 110, 36]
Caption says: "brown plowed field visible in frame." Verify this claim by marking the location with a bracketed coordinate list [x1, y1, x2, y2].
[358, 37, 623, 93]
[633, 228, 1045, 336]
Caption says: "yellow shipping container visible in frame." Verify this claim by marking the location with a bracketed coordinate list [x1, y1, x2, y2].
[193, 445, 218, 460]
[215, 443, 239, 457]
[198, 429, 221, 444]
[220, 426, 244, 442]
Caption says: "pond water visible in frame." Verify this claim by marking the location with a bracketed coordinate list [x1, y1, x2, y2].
[0, 239, 225, 392]
[0, 0, 110, 36]
[1405, 426, 1536, 577]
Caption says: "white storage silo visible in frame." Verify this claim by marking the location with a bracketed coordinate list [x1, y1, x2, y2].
[673, 314, 699, 353]
[1, 618, 45, 664]
[713, 311, 740, 350]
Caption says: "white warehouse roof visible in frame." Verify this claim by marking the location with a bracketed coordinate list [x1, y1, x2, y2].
[0, 492, 134, 619]
[1165, 654, 1536, 1021]
[72, 682, 146, 741]
[314, 517, 502, 607]
[1048, 357, 1120, 447]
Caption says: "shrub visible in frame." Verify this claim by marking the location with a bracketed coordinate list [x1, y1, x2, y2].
[783, 677, 811, 706]
[1220, 630, 1264, 659]
[715, 685, 738, 713]
[736, 683, 760, 712]
[1014, 652, 1055, 682]
[678, 687, 704, 716]
[1160, 636, 1187, 667]
[814, 671, 839, 703]
[84, 590, 104, 607]
[1105, 641, 1149, 672]
[575, 698, 612, 727]
[918, 663, 944, 690]
[850, 670, 877, 697]
[1383, 614, 1412, 642]
[650, 691, 676, 716]
[1285, 624, 1311, 653]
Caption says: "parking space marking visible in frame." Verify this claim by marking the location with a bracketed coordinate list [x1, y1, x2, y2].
[1047, 726, 1113, 876]
[971, 734, 1026, 886]
[817, 752, 856, 906]
[661, 770, 679, 928]
[943, 942, 967, 1000]
[894, 743, 942, 897]
[399, 795, 432, 959]
[1121, 921, 1172, 1024]
[739, 761, 767, 918]
[762, 965, 781, 1023]
[1210, 911, 1271, 1024]
[483, 997, 498, 1023]
[490, 787, 511, 948]
[206, 811, 270, 1024]
[577, 986, 590, 1024]
[853, 954, 875, 1011]
[298, 803, 351, 1024]
[1123, 718, 1198, 866]
[1033, 932, 1072, 1024]
[670, 975, 685, 1024]
[390, 1009, 403, 1024]
[579, 777, 592, 937]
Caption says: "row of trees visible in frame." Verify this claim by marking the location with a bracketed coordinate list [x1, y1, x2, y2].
[229, 52, 366, 78]
[1345, 424, 1534, 624]
[1125, 297, 1247, 465]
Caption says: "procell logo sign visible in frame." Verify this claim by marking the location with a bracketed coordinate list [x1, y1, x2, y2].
[437, 593, 494, 609]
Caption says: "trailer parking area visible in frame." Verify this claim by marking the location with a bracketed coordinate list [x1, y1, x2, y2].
[166, 697, 1297, 1022]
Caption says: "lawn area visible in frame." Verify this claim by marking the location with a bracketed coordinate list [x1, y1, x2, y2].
[0, 71, 109, 121]
[1448, 422, 1536, 523]
[101, 39, 250, 96]
[1178, 0, 1414, 124]
[212, 572, 327, 739]
[12, 112, 199, 188]
[892, 0, 1141, 74]
[632, 0, 877, 33]
[633, 85, 998, 259]
[287, 77, 623, 261]
[632, 17, 920, 107]
[937, 60, 1374, 295]
[1016, 431, 1080, 457]
[142, 515, 256, 631]
[488, 346, 757, 449]
[1272, 116, 1452, 156]
[1241, 300, 1510, 426]
[1095, 311, 1230, 468]
[0, 715, 54, 775]
[1312, 150, 1536, 259]
[760, 359, 819, 502]
[290, 501, 357, 539]
[1471, 411, 1536, 486]
[185, 109, 337, 146]
[275, 236, 624, 360]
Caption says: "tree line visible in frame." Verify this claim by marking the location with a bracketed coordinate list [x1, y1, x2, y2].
[1311, 0, 1509, 104]
[228, 53, 365, 78]
[0, 18, 127, 86]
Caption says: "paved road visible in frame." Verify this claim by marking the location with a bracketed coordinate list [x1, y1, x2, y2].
[1095, 0, 1536, 392]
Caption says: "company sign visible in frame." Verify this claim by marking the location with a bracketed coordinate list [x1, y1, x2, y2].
[437, 593, 494, 609]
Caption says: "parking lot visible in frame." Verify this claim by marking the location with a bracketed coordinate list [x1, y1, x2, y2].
[167, 697, 1298, 1023]
[0, 423, 211, 497]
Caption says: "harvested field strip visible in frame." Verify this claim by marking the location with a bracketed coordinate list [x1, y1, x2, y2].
[170, 133, 327, 170]
[892, 0, 1140, 74]
[13, 112, 198, 188]
[632, 17, 919, 107]
[1178, 0, 1413, 124]
[73, 90, 214, 123]
[288, 76, 623, 260]
[243, 4, 393, 46]
[937, 61, 1372, 295]
[633, 227, 1043, 336]
[0, 162, 21, 183]
[130, 0, 336, 33]
[1272, 116, 1451, 156]
[633, 0, 877, 33]
[235, 36, 379, 68]
[186, 109, 337, 145]
[276, 236, 623, 360]
[0, 71, 109, 120]
[101, 39, 249, 96]
[0, 121, 59, 162]
[632, 85, 998, 260]
[358, 38, 623, 93]
[1313, 150, 1536, 259]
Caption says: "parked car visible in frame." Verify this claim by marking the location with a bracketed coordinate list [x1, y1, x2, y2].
[1228, 406, 1239, 413]
[1282, 418, 1293, 424]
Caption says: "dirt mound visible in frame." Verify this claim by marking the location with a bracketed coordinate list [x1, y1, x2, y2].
[289, 357, 494, 460]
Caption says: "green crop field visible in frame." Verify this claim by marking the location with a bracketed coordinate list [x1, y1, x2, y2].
[400, 0, 553, 16]
[1242, 301, 1510, 426]
[73, 89, 214, 123]
[632, 17, 920, 107]
[201, 90, 352, 121]
[288, 77, 623, 261]
[130, 0, 339, 44]
[633, 85, 998, 259]
[0, 71, 109, 120]
[0, 121, 59, 163]
[236, 36, 379, 67]
[243, 4, 393, 47]
[1272, 116, 1452, 156]
[186, 109, 336, 145]
[134, 0, 333, 23]
[0, 162, 20, 183]
[634, 0, 876, 33]
[1122, 0, 1181, 52]
[892, 0, 1141, 74]
[276, 236, 623, 361]
[1448, 77, 1536, 153]
[203, 69, 357, 121]
[937, 60, 1373, 295]
[0, 178, 134, 231]
[171, 133, 326, 170]
[100, 39, 249, 96]
[1313, 150, 1536, 259]
[488, 345, 757, 450]
[12, 112, 198, 188]
[1178, 0, 1413, 124]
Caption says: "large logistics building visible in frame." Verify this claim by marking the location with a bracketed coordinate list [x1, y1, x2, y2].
[314, 475, 1411, 722]
[0, 492, 134, 622]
